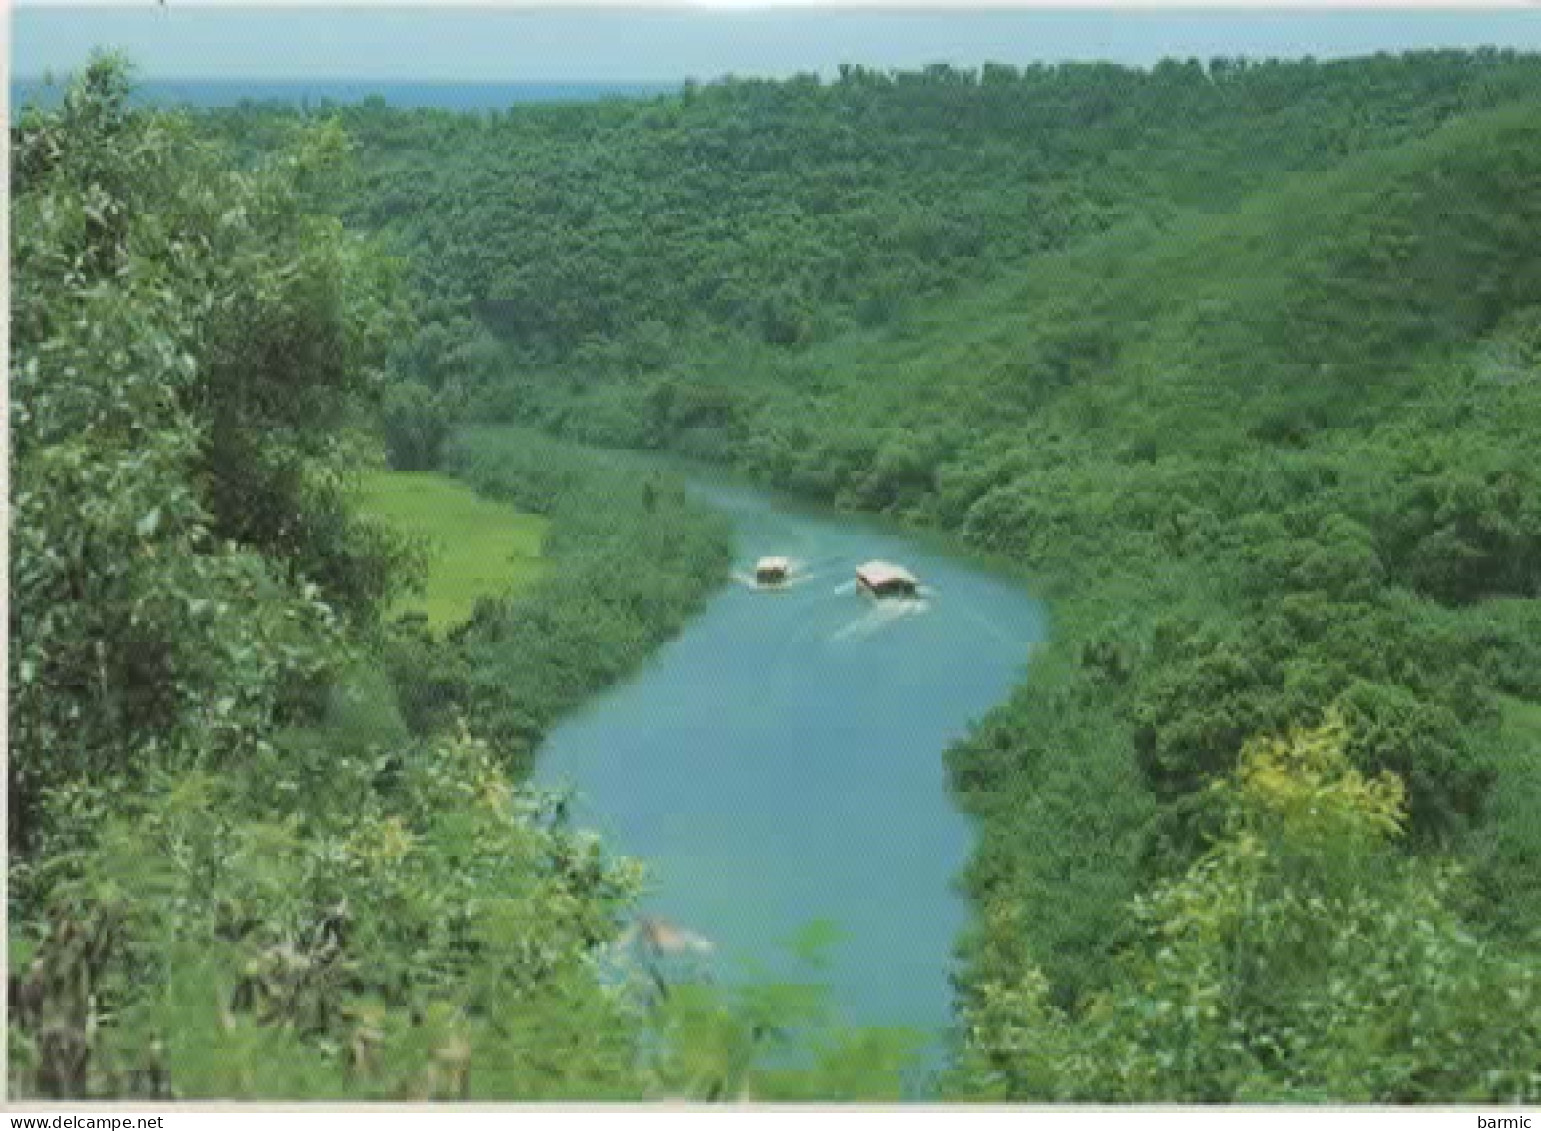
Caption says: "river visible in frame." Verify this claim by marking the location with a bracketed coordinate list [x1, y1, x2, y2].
[532, 470, 1046, 1067]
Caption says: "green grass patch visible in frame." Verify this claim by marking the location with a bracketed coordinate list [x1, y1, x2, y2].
[356, 469, 548, 631]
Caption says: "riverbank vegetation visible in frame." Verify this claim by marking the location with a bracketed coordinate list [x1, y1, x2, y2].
[14, 48, 1541, 1100]
[380, 426, 733, 778]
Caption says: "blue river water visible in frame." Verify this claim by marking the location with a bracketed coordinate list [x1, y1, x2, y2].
[532, 471, 1046, 1061]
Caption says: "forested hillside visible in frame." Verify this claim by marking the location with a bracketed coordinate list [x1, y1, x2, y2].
[205, 50, 1541, 370]
[14, 47, 1541, 1102]
[254, 49, 1541, 1101]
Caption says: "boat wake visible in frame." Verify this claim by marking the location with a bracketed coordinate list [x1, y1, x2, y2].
[827, 598, 929, 644]
[733, 571, 824, 591]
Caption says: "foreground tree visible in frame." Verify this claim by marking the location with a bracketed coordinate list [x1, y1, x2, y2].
[9, 55, 411, 855]
[955, 713, 1541, 1102]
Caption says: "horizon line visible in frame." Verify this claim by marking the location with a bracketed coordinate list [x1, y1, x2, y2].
[16, 40, 1541, 85]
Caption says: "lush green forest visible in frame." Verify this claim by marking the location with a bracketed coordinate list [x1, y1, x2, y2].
[205, 49, 1541, 378]
[13, 48, 1541, 1101]
[10, 61, 908, 1101]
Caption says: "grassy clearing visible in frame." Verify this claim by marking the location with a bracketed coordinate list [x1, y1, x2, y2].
[357, 469, 548, 630]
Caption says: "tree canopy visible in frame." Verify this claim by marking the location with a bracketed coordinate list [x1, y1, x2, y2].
[14, 48, 1541, 1102]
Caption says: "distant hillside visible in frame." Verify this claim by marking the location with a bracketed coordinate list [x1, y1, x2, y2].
[201, 50, 1541, 368]
[10, 77, 677, 111]
[495, 98, 1541, 490]
[726, 99, 1541, 471]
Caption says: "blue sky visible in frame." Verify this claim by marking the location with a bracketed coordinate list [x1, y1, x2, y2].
[12, 6, 1541, 83]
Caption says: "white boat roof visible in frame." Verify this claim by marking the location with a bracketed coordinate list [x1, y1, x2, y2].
[856, 560, 918, 586]
[757, 556, 791, 570]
